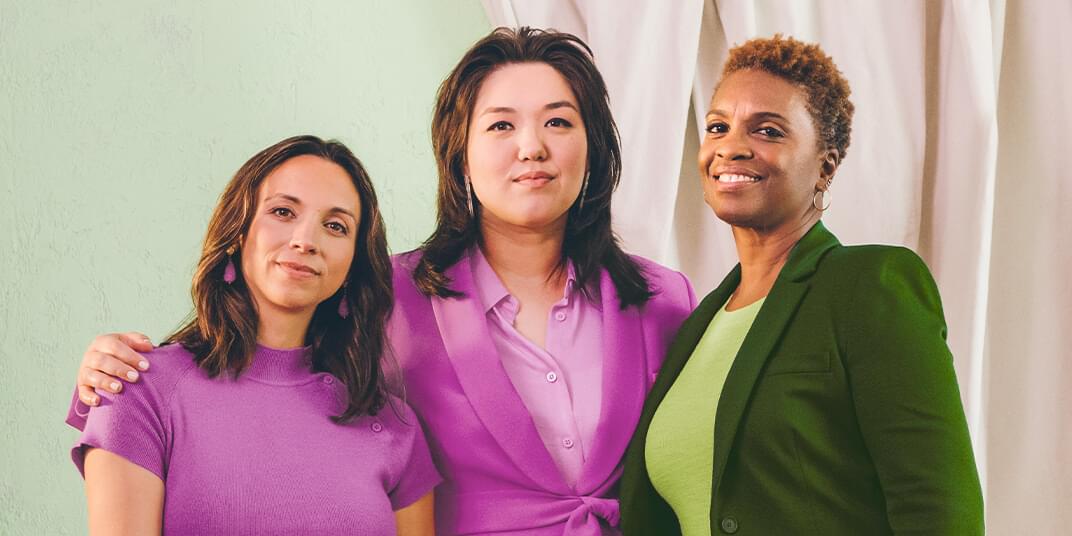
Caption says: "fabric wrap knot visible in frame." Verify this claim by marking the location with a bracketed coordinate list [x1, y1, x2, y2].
[447, 488, 622, 535]
[566, 495, 621, 530]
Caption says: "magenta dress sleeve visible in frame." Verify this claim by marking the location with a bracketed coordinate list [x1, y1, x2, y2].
[71, 371, 169, 482]
[66, 388, 89, 431]
[387, 404, 442, 510]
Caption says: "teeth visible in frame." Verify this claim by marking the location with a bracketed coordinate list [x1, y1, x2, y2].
[718, 173, 759, 183]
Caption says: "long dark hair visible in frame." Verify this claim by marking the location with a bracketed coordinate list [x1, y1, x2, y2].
[413, 26, 653, 309]
[166, 135, 393, 422]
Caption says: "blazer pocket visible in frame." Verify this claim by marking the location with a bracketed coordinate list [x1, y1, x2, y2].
[764, 351, 832, 376]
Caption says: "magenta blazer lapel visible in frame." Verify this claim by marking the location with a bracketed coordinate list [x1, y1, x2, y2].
[576, 270, 647, 490]
[429, 254, 569, 494]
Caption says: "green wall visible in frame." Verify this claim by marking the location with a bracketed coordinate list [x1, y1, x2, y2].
[0, 2, 490, 532]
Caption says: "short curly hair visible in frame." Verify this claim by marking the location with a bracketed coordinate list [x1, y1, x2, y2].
[720, 34, 854, 160]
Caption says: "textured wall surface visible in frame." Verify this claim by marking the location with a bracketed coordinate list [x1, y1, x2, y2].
[0, 2, 489, 532]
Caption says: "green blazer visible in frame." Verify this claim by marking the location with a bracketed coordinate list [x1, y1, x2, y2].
[620, 222, 983, 535]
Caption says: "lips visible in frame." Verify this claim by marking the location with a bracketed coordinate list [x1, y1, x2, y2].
[513, 171, 554, 185]
[277, 261, 319, 277]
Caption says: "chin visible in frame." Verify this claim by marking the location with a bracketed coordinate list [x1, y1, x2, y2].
[263, 289, 323, 313]
[710, 202, 763, 228]
[501, 206, 571, 229]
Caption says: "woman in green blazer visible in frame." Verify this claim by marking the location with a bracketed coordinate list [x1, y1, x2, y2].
[619, 36, 983, 535]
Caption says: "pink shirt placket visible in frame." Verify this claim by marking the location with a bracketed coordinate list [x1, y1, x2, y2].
[471, 248, 604, 488]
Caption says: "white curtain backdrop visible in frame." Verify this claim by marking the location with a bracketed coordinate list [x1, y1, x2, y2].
[482, 0, 1071, 533]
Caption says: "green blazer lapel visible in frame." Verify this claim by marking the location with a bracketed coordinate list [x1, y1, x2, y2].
[710, 222, 841, 497]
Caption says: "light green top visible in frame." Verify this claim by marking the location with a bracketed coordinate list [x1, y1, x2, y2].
[644, 297, 765, 536]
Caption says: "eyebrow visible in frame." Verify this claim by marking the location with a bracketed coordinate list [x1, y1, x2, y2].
[707, 109, 790, 123]
[479, 100, 580, 116]
[266, 193, 357, 220]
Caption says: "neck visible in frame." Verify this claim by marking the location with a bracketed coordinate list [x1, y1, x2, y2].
[480, 215, 567, 288]
[728, 212, 820, 305]
[255, 305, 314, 349]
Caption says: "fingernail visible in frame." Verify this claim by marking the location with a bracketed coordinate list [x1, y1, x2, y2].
[109, 381, 121, 391]
[138, 361, 149, 370]
[126, 371, 139, 381]
[90, 396, 99, 405]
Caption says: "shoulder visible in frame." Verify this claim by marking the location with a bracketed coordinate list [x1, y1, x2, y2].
[391, 250, 422, 287]
[824, 243, 931, 275]
[141, 343, 199, 373]
[126, 343, 201, 397]
[626, 254, 698, 319]
[87, 344, 199, 429]
[822, 244, 938, 293]
[628, 254, 695, 308]
[821, 244, 944, 313]
[390, 250, 429, 303]
[392, 249, 424, 273]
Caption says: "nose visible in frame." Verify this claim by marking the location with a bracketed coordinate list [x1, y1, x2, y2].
[517, 124, 548, 162]
[714, 128, 753, 161]
[289, 219, 319, 254]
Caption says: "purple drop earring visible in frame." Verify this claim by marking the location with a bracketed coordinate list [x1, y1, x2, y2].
[223, 245, 237, 284]
[338, 282, 350, 318]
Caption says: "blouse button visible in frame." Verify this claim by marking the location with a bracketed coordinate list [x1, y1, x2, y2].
[322, 376, 334, 384]
[371, 421, 383, 433]
[546, 371, 558, 383]
[554, 311, 567, 322]
[562, 438, 574, 449]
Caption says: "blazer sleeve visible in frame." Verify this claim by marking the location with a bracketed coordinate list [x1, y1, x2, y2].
[842, 248, 983, 535]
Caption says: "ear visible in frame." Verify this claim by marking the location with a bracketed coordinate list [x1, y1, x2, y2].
[816, 148, 840, 191]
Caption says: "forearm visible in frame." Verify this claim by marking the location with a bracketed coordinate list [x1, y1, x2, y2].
[84, 448, 164, 535]
[394, 491, 435, 536]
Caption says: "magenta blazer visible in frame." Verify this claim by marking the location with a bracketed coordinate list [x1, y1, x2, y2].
[390, 250, 695, 535]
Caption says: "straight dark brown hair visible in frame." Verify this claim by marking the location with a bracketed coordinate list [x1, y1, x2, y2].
[413, 26, 653, 309]
[166, 135, 393, 422]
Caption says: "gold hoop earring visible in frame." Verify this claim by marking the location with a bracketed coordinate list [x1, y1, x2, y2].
[812, 189, 831, 211]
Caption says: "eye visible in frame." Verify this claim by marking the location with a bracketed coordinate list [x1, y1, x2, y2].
[705, 121, 728, 134]
[756, 126, 785, 138]
[270, 207, 294, 218]
[546, 117, 572, 128]
[488, 121, 513, 132]
[325, 221, 349, 235]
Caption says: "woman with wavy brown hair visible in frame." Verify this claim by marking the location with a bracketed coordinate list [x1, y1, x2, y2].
[68, 28, 695, 534]
[71, 135, 439, 535]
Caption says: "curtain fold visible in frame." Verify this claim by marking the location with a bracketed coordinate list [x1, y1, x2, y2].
[481, 1, 1071, 532]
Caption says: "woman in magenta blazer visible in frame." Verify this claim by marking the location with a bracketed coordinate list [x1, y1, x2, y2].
[68, 27, 694, 535]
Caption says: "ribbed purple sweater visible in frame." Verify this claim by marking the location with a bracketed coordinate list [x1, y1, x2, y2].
[72, 343, 440, 535]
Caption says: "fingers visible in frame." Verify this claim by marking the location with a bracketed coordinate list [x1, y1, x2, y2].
[80, 366, 124, 395]
[81, 349, 142, 387]
[117, 331, 154, 353]
[88, 333, 151, 371]
[78, 385, 101, 406]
